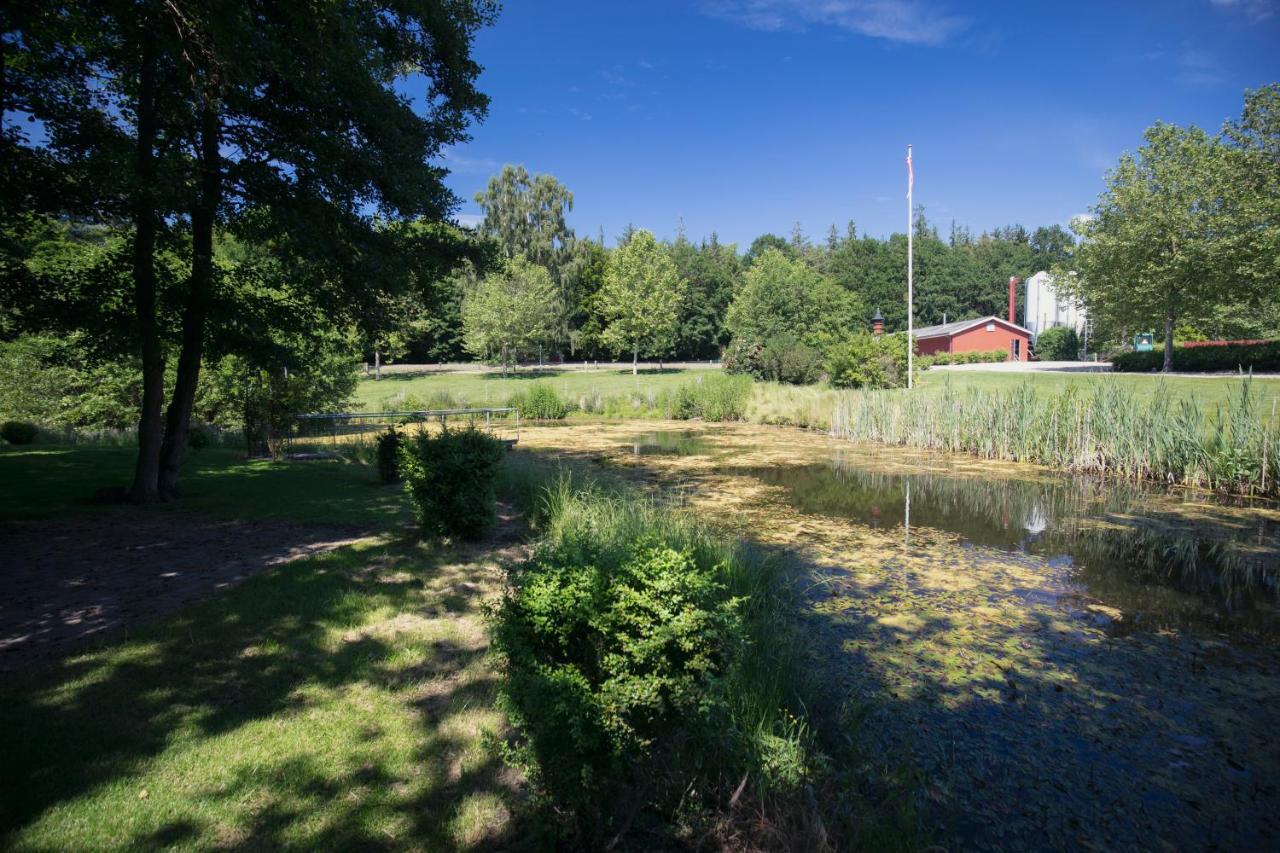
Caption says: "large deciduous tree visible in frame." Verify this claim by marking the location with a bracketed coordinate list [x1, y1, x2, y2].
[725, 248, 862, 347]
[598, 229, 685, 374]
[1069, 85, 1278, 371]
[4, 0, 498, 499]
[461, 255, 562, 374]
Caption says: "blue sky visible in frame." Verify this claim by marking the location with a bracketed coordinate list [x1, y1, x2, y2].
[437, 0, 1280, 247]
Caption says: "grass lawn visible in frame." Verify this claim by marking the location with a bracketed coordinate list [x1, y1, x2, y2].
[353, 365, 713, 412]
[0, 446, 409, 526]
[0, 446, 529, 850]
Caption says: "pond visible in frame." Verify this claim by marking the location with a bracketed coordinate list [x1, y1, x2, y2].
[516, 421, 1280, 849]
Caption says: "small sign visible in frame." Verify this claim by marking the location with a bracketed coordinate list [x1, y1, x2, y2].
[1134, 332, 1155, 352]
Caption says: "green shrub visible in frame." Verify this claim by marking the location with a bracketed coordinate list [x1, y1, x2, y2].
[1035, 326, 1080, 361]
[1, 421, 38, 445]
[825, 332, 911, 388]
[186, 425, 212, 451]
[491, 477, 814, 843]
[757, 333, 824, 384]
[508, 382, 570, 420]
[401, 427, 506, 539]
[724, 334, 823, 384]
[375, 427, 403, 483]
[721, 337, 763, 377]
[668, 374, 752, 422]
[1111, 340, 1280, 372]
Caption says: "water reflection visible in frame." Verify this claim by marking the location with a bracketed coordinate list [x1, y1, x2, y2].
[740, 459, 1280, 640]
[627, 431, 715, 456]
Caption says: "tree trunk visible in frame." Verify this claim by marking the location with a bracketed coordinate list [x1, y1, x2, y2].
[1162, 309, 1175, 374]
[158, 96, 220, 499]
[129, 29, 164, 504]
[374, 350, 382, 380]
[632, 346, 638, 376]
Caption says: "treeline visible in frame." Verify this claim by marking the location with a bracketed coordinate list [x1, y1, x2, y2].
[428, 164, 1077, 367]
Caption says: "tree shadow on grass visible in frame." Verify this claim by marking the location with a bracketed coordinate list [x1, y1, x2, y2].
[0, 531, 534, 850]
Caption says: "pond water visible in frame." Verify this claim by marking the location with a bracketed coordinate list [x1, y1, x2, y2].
[740, 459, 1280, 641]
[517, 421, 1280, 849]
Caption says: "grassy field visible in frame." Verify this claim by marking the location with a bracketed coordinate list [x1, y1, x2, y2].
[0, 447, 526, 849]
[0, 446, 408, 526]
[353, 364, 1280, 427]
[353, 366, 712, 412]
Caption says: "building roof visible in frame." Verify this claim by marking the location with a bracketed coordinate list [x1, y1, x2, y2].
[912, 315, 1031, 340]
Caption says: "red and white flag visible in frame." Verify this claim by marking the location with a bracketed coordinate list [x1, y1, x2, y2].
[906, 146, 914, 198]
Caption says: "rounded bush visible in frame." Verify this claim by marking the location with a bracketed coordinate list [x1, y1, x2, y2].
[1, 421, 38, 445]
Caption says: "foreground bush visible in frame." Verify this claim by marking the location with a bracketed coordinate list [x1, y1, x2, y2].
[492, 477, 816, 844]
[825, 332, 910, 388]
[401, 427, 505, 539]
[1, 420, 38, 445]
[507, 381, 571, 419]
[1111, 340, 1280, 372]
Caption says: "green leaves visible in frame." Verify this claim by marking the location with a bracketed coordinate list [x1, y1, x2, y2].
[460, 254, 562, 370]
[598, 229, 686, 367]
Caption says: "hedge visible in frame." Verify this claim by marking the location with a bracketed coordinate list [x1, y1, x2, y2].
[1110, 340, 1280, 372]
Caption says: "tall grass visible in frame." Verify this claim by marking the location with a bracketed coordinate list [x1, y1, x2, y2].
[830, 377, 1280, 496]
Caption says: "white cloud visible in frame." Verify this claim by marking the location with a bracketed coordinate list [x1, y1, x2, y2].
[453, 213, 484, 229]
[440, 146, 500, 174]
[700, 0, 968, 46]
[1176, 48, 1228, 86]
[1209, 0, 1277, 22]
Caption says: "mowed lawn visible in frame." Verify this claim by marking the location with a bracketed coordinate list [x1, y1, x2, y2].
[0, 447, 528, 850]
[353, 365, 714, 412]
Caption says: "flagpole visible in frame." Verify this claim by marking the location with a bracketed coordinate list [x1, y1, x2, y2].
[906, 144, 914, 390]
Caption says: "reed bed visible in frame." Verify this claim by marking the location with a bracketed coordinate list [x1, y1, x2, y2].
[830, 377, 1280, 496]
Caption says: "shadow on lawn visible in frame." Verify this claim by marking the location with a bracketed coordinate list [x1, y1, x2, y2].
[0, 532, 530, 850]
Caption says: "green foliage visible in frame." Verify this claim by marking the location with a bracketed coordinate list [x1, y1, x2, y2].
[669, 374, 752, 421]
[598, 229, 686, 370]
[375, 428, 403, 483]
[1, 421, 38, 445]
[825, 333, 911, 389]
[725, 248, 862, 350]
[491, 476, 815, 842]
[917, 349, 1008, 368]
[1111, 340, 1280, 373]
[461, 255, 562, 372]
[1069, 85, 1280, 368]
[757, 333, 825, 384]
[831, 377, 1279, 496]
[1035, 326, 1080, 361]
[508, 382, 571, 420]
[401, 427, 506, 540]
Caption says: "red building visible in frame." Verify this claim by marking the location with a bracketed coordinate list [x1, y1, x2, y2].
[913, 316, 1032, 361]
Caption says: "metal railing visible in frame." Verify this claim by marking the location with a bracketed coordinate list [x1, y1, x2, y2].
[290, 407, 520, 449]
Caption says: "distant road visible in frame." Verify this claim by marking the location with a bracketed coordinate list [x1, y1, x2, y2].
[367, 360, 723, 377]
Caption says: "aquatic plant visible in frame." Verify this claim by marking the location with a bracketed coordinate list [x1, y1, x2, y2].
[830, 377, 1280, 496]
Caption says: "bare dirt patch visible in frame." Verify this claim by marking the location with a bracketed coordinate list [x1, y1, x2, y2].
[0, 514, 370, 673]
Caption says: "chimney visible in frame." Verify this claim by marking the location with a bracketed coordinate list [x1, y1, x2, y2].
[1008, 276, 1019, 324]
[871, 307, 884, 336]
